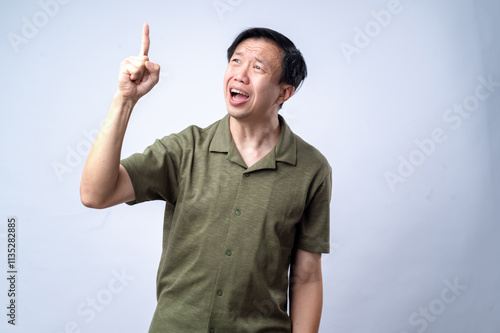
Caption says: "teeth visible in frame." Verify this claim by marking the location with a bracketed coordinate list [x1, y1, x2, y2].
[230, 88, 249, 96]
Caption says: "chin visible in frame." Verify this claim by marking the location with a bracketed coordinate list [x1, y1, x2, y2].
[227, 108, 251, 120]
[226, 102, 250, 119]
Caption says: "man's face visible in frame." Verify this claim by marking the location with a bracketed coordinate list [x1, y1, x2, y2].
[224, 38, 289, 121]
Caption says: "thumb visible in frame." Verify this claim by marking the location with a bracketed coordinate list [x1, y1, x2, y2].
[146, 61, 161, 82]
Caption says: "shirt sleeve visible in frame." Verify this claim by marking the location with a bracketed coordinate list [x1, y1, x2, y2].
[295, 166, 332, 254]
[120, 134, 184, 206]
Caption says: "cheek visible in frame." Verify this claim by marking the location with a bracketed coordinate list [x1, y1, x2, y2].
[257, 81, 280, 100]
[223, 69, 231, 95]
[224, 66, 235, 80]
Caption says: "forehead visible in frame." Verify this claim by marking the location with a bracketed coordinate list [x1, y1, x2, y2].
[233, 38, 283, 63]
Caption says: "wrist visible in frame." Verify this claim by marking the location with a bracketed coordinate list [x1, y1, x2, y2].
[112, 91, 138, 111]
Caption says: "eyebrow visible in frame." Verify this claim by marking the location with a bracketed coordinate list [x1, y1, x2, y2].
[233, 51, 269, 67]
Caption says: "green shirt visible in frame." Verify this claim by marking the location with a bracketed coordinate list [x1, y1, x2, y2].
[121, 114, 332, 333]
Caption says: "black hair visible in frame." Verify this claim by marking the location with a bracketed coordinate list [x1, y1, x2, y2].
[227, 27, 307, 107]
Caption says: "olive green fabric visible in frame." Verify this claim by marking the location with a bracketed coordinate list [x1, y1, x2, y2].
[120, 114, 332, 333]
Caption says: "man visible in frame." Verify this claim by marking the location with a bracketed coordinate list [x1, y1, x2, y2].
[80, 24, 331, 333]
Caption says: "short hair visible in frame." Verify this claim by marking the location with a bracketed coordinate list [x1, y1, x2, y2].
[227, 27, 307, 107]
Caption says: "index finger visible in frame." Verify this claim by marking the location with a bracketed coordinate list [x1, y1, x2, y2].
[140, 23, 150, 56]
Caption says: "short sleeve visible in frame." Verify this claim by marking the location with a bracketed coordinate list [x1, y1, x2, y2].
[295, 167, 332, 254]
[120, 134, 184, 206]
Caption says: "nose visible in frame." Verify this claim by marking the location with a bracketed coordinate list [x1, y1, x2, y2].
[233, 66, 250, 84]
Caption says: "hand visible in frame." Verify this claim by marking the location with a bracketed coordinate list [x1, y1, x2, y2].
[117, 23, 161, 102]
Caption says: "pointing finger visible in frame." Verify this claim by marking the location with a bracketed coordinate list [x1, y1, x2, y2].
[140, 23, 150, 56]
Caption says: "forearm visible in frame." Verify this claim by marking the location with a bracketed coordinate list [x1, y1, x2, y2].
[80, 93, 136, 206]
[80, 24, 160, 208]
[290, 279, 323, 333]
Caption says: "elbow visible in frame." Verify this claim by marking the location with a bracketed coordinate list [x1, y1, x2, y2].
[80, 196, 100, 209]
[80, 185, 106, 209]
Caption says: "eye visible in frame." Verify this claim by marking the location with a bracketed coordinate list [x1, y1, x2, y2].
[255, 65, 261, 70]
[232, 58, 240, 63]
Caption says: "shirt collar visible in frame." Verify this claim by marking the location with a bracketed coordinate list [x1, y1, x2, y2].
[274, 114, 297, 166]
[209, 114, 297, 168]
[209, 114, 231, 153]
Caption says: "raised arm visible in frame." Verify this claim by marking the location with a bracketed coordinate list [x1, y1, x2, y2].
[80, 23, 161, 209]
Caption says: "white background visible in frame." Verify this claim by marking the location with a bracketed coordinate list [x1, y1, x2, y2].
[1, 0, 499, 332]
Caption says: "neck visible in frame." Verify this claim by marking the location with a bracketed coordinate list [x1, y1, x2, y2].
[229, 113, 280, 146]
[228, 112, 281, 167]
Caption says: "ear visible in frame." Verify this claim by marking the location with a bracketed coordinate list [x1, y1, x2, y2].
[276, 84, 295, 106]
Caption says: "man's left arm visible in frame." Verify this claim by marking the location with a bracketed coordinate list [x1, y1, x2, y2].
[289, 248, 323, 333]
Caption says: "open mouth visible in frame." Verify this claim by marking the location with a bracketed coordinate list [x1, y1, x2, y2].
[230, 88, 250, 103]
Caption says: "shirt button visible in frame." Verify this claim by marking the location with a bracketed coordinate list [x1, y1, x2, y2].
[244, 173, 250, 177]
[217, 290, 223, 296]
[226, 250, 232, 256]
[209, 328, 215, 333]
[235, 210, 241, 216]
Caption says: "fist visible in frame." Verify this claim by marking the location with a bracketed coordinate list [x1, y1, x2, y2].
[117, 23, 160, 102]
